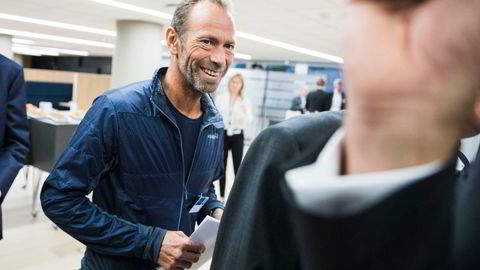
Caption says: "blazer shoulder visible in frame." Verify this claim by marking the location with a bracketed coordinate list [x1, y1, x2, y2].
[0, 55, 22, 73]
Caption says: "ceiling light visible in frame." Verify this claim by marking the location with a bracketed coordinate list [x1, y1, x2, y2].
[58, 48, 90, 56]
[87, 0, 173, 20]
[11, 38, 35, 45]
[0, 28, 114, 48]
[12, 45, 60, 56]
[0, 12, 116, 36]
[87, 0, 343, 63]
[12, 47, 42, 56]
[234, 53, 252, 60]
[236, 32, 343, 63]
[13, 44, 90, 56]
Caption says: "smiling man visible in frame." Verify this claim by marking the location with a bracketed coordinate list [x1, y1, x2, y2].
[40, 1, 235, 269]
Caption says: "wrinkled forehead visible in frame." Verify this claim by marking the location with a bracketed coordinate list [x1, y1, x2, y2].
[184, 1, 236, 40]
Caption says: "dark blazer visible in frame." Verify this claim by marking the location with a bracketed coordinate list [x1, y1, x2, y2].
[211, 111, 344, 270]
[290, 96, 305, 113]
[453, 147, 480, 269]
[306, 90, 346, 112]
[282, 149, 457, 270]
[324, 91, 347, 110]
[305, 89, 331, 113]
[0, 55, 30, 239]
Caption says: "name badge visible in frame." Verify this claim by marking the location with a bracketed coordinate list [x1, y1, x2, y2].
[189, 195, 209, 214]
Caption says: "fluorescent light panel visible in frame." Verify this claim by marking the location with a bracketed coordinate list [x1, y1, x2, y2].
[11, 38, 35, 45]
[0, 28, 114, 48]
[12, 44, 89, 56]
[86, 0, 343, 63]
[236, 32, 343, 63]
[234, 53, 252, 60]
[87, 0, 173, 20]
[2, 11, 299, 62]
[12, 46, 59, 56]
[0, 12, 116, 36]
[58, 48, 90, 56]
[12, 47, 42, 56]
[6, 27, 250, 60]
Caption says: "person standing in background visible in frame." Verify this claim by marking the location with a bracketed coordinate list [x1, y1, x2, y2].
[290, 82, 308, 114]
[328, 78, 346, 111]
[40, 0, 234, 269]
[215, 73, 253, 200]
[0, 54, 30, 240]
[306, 78, 330, 113]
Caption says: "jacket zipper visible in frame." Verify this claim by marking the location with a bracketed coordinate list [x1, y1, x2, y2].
[150, 96, 216, 231]
[184, 124, 212, 189]
[178, 122, 213, 229]
[150, 97, 186, 230]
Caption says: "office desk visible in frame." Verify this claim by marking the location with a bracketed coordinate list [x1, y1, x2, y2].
[27, 118, 78, 172]
[26, 118, 78, 217]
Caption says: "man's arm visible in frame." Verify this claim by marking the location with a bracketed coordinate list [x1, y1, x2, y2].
[0, 63, 30, 203]
[199, 136, 225, 221]
[40, 96, 165, 262]
[204, 181, 224, 220]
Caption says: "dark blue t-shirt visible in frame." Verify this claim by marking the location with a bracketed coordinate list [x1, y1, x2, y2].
[166, 97, 203, 182]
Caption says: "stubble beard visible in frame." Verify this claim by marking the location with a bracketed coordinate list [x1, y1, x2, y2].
[178, 47, 225, 95]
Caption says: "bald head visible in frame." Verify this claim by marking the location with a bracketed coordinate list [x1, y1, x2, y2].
[171, 0, 232, 40]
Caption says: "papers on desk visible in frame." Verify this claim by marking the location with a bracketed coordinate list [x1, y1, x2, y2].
[27, 103, 85, 125]
[190, 215, 221, 270]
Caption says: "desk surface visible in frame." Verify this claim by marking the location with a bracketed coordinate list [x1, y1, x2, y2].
[27, 118, 78, 172]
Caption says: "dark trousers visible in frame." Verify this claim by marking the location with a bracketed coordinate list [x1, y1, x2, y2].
[220, 131, 244, 197]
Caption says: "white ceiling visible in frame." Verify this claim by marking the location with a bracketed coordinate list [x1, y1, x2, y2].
[0, 0, 346, 63]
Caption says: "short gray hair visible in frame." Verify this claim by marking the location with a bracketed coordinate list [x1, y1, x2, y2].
[171, 0, 231, 39]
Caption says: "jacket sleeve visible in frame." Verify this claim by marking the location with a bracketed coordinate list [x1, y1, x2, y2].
[199, 128, 225, 220]
[199, 182, 224, 222]
[0, 65, 30, 203]
[40, 95, 165, 263]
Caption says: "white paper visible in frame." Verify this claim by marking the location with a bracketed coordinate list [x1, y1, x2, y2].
[189, 215, 221, 270]
[156, 216, 220, 270]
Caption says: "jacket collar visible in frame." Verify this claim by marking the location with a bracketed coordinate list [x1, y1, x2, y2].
[150, 67, 224, 128]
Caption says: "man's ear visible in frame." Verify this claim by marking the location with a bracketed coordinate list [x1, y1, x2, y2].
[165, 26, 180, 55]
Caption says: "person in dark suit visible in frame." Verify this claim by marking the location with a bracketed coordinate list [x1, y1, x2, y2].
[212, 109, 477, 270]
[211, 112, 343, 270]
[282, 0, 480, 268]
[290, 83, 308, 114]
[0, 54, 30, 240]
[212, 0, 480, 269]
[305, 78, 330, 113]
[327, 79, 346, 111]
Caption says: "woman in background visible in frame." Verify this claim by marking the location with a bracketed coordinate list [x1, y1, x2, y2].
[215, 73, 253, 200]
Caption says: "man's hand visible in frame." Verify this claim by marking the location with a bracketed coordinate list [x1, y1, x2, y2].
[210, 208, 223, 220]
[158, 231, 205, 270]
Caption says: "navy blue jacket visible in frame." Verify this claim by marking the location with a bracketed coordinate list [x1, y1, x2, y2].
[0, 55, 30, 239]
[41, 67, 224, 269]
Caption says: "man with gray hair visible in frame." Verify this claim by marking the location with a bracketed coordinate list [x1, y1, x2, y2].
[41, 0, 235, 269]
[328, 78, 346, 111]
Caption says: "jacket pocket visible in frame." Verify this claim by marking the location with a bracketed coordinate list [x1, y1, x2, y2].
[122, 172, 183, 230]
